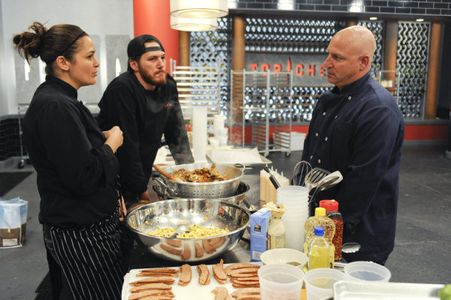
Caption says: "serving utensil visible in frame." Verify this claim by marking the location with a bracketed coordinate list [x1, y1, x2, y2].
[304, 167, 330, 191]
[309, 171, 343, 204]
[153, 164, 176, 181]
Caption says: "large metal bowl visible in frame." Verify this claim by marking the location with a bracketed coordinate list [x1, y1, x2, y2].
[158, 163, 244, 198]
[126, 199, 250, 262]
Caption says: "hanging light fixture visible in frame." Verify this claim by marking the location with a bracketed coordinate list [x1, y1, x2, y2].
[170, 0, 228, 19]
[170, 16, 218, 31]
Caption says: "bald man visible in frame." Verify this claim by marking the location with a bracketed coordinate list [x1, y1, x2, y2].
[299, 26, 404, 264]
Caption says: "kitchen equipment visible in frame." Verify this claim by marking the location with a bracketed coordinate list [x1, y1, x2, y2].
[153, 178, 250, 207]
[260, 248, 308, 270]
[304, 268, 348, 300]
[291, 160, 312, 186]
[126, 199, 249, 262]
[344, 261, 391, 282]
[341, 242, 361, 254]
[153, 164, 177, 181]
[154, 163, 244, 198]
[263, 166, 281, 189]
[333, 280, 444, 300]
[304, 167, 330, 192]
[258, 264, 305, 300]
[309, 171, 343, 204]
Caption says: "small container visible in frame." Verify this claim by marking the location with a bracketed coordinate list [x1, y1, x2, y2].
[344, 261, 392, 282]
[304, 268, 348, 300]
[319, 199, 343, 261]
[258, 264, 305, 300]
[304, 207, 335, 256]
[260, 248, 308, 270]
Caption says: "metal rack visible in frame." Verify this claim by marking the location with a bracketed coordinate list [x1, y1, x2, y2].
[17, 104, 29, 169]
[170, 61, 222, 120]
[230, 70, 293, 156]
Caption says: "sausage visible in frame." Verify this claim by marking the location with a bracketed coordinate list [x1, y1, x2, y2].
[178, 264, 192, 286]
[197, 264, 211, 285]
[212, 259, 228, 283]
[160, 243, 182, 256]
[195, 242, 204, 258]
[180, 243, 191, 260]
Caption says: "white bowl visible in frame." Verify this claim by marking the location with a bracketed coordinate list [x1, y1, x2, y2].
[344, 261, 391, 282]
[260, 248, 308, 269]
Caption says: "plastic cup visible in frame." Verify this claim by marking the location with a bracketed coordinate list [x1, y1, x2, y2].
[258, 264, 305, 300]
[304, 268, 348, 300]
[344, 261, 391, 282]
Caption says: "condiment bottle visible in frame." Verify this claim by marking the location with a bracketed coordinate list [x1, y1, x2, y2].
[303, 207, 335, 251]
[320, 199, 343, 261]
[265, 202, 286, 249]
[307, 226, 332, 270]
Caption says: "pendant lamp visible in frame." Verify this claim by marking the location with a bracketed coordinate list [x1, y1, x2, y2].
[170, 16, 218, 32]
[170, 0, 228, 19]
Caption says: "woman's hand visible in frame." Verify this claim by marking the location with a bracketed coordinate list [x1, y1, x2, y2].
[104, 126, 123, 153]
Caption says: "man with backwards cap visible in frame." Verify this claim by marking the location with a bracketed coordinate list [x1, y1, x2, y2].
[98, 35, 194, 208]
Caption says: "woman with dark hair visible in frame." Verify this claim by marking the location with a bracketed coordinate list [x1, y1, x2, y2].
[13, 22, 125, 299]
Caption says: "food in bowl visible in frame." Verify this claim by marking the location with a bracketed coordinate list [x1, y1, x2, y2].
[146, 224, 230, 239]
[172, 165, 225, 182]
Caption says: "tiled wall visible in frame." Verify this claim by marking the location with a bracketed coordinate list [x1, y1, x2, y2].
[234, 0, 451, 16]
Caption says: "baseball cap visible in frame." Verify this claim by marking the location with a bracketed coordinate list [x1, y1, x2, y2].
[127, 34, 165, 60]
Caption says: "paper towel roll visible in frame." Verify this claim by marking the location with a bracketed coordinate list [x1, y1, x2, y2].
[192, 107, 208, 162]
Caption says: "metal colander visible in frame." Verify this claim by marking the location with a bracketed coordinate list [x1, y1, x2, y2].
[157, 163, 244, 198]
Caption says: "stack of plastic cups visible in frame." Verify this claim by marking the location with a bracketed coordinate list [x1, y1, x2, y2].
[276, 186, 309, 251]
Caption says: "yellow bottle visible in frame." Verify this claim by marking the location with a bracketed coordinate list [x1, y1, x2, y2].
[308, 226, 332, 270]
[304, 207, 335, 267]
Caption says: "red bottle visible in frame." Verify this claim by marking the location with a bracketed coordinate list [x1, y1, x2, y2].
[319, 200, 343, 261]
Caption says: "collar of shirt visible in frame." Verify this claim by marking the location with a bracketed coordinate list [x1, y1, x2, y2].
[45, 75, 78, 100]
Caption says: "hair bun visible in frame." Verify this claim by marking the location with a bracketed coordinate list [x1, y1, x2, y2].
[13, 22, 48, 61]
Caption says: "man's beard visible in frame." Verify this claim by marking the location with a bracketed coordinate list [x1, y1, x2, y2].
[139, 69, 167, 86]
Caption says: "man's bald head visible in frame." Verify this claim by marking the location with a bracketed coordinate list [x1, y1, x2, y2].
[321, 25, 377, 88]
[333, 25, 376, 64]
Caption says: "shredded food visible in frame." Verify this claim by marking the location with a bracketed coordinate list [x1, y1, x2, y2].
[172, 165, 225, 182]
[147, 225, 229, 239]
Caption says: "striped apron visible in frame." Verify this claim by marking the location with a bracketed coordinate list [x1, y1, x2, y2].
[44, 208, 125, 300]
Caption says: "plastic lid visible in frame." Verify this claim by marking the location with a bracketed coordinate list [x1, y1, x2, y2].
[314, 226, 324, 236]
[314, 207, 326, 217]
[319, 199, 339, 212]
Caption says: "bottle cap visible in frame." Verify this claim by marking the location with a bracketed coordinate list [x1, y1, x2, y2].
[319, 199, 339, 212]
[314, 226, 324, 236]
[314, 207, 326, 217]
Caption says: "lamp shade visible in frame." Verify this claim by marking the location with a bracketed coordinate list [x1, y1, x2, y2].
[170, 0, 228, 19]
[170, 16, 218, 32]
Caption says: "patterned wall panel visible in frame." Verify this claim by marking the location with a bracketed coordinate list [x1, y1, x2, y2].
[190, 17, 231, 116]
[397, 21, 430, 119]
[358, 20, 384, 73]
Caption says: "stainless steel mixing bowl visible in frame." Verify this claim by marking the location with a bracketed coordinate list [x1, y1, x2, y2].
[126, 199, 250, 262]
[157, 163, 244, 198]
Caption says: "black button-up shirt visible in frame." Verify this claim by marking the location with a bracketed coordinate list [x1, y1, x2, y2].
[98, 71, 193, 198]
[301, 73, 404, 264]
[23, 76, 119, 226]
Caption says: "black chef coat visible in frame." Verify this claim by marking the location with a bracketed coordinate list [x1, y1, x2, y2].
[97, 71, 193, 197]
[301, 73, 404, 264]
[23, 76, 119, 226]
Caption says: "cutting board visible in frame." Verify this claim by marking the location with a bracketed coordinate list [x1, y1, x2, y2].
[121, 263, 307, 300]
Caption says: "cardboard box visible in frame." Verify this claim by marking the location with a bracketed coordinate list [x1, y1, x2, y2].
[0, 198, 28, 248]
[250, 208, 271, 261]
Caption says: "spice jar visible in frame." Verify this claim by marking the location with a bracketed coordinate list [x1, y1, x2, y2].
[319, 200, 343, 261]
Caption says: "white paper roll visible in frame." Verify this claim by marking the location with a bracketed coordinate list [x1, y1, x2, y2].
[213, 114, 225, 138]
[192, 107, 208, 162]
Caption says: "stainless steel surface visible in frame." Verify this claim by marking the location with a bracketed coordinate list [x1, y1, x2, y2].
[341, 242, 361, 254]
[153, 178, 251, 207]
[158, 163, 244, 198]
[304, 167, 330, 191]
[126, 199, 250, 262]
